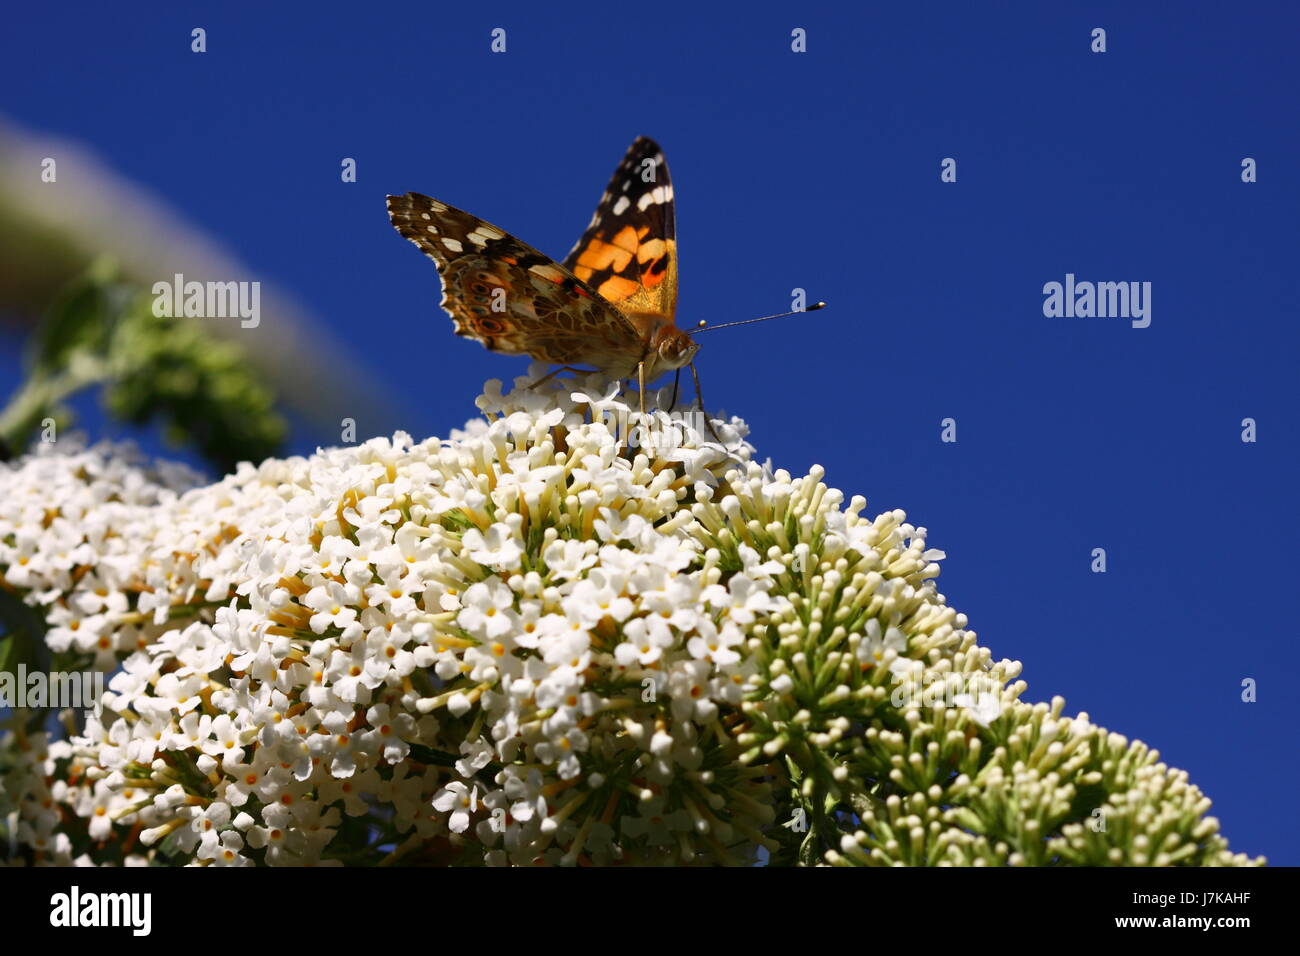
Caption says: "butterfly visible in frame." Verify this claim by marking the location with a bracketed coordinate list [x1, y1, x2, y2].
[386, 137, 712, 430]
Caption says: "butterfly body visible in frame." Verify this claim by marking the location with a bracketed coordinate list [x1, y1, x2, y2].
[387, 137, 697, 387]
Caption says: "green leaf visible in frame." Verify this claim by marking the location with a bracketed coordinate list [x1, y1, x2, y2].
[28, 264, 125, 375]
[102, 302, 286, 473]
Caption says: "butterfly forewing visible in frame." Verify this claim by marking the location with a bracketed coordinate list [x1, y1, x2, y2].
[386, 191, 647, 375]
[562, 136, 678, 324]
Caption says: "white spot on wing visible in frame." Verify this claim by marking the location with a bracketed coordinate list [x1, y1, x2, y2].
[467, 225, 505, 247]
[636, 184, 674, 211]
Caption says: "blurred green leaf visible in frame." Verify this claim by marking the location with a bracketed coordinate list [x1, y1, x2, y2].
[103, 301, 286, 472]
[1, 262, 286, 472]
[26, 260, 127, 376]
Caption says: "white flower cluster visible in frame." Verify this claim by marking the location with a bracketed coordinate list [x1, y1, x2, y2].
[0, 373, 1262, 867]
[0, 439, 202, 862]
[0, 438, 202, 669]
[2, 374, 802, 865]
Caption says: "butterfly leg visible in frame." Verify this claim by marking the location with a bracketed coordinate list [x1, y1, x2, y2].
[669, 369, 682, 412]
[637, 361, 647, 421]
[690, 361, 723, 444]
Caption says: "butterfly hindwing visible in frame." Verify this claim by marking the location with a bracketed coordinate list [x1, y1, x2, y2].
[386, 191, 646, 375]
[562, 136, 678, 323]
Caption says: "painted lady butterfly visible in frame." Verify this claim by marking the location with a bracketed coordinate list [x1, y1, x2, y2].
[386, 137, 706, 418]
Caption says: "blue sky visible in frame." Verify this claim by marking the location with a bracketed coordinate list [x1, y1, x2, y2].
[3, 1, 1297, 864]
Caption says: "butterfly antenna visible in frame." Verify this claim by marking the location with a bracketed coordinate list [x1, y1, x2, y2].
[691, 301, 826, 335]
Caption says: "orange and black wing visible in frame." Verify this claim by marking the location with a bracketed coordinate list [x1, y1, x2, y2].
[562, 136, 677, 323]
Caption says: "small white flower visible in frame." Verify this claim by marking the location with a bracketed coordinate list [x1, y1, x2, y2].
[433, 781, 479, 833]
[857, 618, 910, 669]
[458, 578, 518, 640]
[954, 691, 1003, 727]
[302, 581, 361, 634]
[462, 522, 524, 570]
